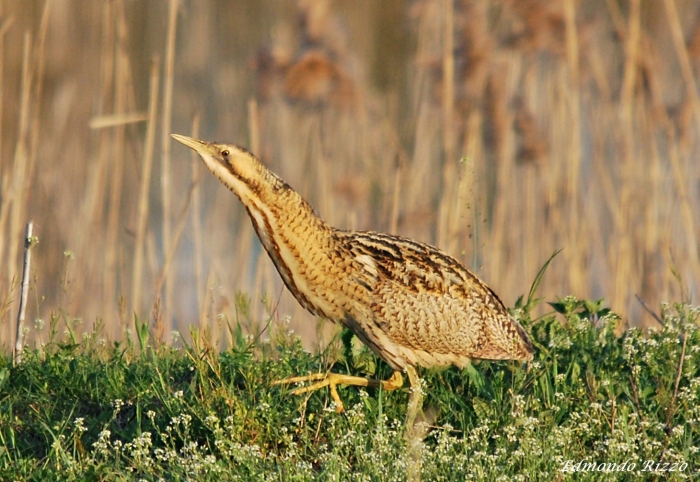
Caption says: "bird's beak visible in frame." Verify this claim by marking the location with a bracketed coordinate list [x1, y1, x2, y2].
[171, 134, 211, 156]
[172, 133, 232, 176]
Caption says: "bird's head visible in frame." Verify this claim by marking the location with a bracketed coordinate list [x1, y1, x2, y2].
[171, 134, 265, 193]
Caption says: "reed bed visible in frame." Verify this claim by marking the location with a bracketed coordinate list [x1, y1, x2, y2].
[1, 0, 699, 351]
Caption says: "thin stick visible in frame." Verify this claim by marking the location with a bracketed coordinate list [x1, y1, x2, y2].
[661, 331, 687, 461]
[634, 294, 664, 327]
[14, 221, 35, 364]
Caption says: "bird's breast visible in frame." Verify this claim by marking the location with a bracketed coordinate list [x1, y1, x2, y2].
[246, 201, 354, 320]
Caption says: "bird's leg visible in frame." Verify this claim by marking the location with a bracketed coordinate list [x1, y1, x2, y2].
[405, 365, 425, 482]
[404, 365, 423, 428]
[272, 370, 404, 413]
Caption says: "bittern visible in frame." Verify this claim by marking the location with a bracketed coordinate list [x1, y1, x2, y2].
[172, 134, 534, 412]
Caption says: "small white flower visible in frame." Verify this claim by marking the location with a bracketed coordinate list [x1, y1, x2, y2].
[73, 417, 87, 435]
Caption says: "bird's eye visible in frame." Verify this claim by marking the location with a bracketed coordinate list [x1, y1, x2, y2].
[221, 149, 230, 157]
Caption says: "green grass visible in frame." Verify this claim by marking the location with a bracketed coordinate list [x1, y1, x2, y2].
[1, 298, 699, 481]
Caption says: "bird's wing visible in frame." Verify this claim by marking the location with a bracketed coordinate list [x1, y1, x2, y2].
[346, 232, 534, 368]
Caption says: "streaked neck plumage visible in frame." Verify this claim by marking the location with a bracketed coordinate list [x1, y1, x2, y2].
[170, 135, 335, 316]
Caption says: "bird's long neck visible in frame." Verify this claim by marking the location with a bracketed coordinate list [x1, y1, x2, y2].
[227, 164, 337, 316]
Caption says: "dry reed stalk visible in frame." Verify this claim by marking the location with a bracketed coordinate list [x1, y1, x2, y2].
[0, 13, 14, 340]
[231, 218, 255, 296]
[105, 1, 130, 332]
[460, 109, 483, 272]
[406, 0, 441, 232]
[563, 0, 585, 297]
[544, 69, 565, 291]
[131, 58, 160, 317]
[611, 0, 641, 313]
[4, 33, 32, 297]
[292, 115, 312, 202]
[202, 268, 216, 344]
[153, 179, 197, 309]
[251, 246, 267, 326]
[604, 0, 627, 38]
[75, 1, 116, 333]
[590, 108, 618, 302]
[486, 66, 511, 283]
[663, 0, 700, 279]
[28, 1, 50, 167]
[315, 116, 333, 224]
[587, 41, 611, 102]
[146, 230, 158, 298]
[5, 5, 50, 293]
[664, 0, 700, 113]
[292, 113, 329, 223]
[437, 0, 455, 250]
[232, 98, 264, 332]
[160, 0, 179, 330]
[656, 123, 682, 307]
[388, 157, 402, 235]
[256, 116, 280, 320]
[643, 128, 665, 307]
[186, 116, 204, 326]
[522, 167, 537, 285]
[265, 260, 278, 317]
[248, 98, 260, 155]
[620, 0, 640, 111]
[633, 99, 654, 318]
[0, 14, 13, 168]
[665, 125, 700, 273]
[89, 113, 148, 129]
[519, 71, 537, 285]
[0, 21, 6, 342]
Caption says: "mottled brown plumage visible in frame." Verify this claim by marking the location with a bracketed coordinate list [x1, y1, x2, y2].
[172, 134, 534, 411]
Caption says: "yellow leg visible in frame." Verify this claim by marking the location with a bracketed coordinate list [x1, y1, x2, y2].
[272, 370, 404, 413]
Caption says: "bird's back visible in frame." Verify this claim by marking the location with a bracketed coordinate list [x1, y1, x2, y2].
[328, 230, 534, 370]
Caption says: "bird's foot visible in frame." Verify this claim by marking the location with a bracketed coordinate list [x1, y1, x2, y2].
[272, 371, 404, 413]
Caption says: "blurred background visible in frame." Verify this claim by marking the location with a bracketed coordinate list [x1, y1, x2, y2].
[1, 0, 699, 352]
